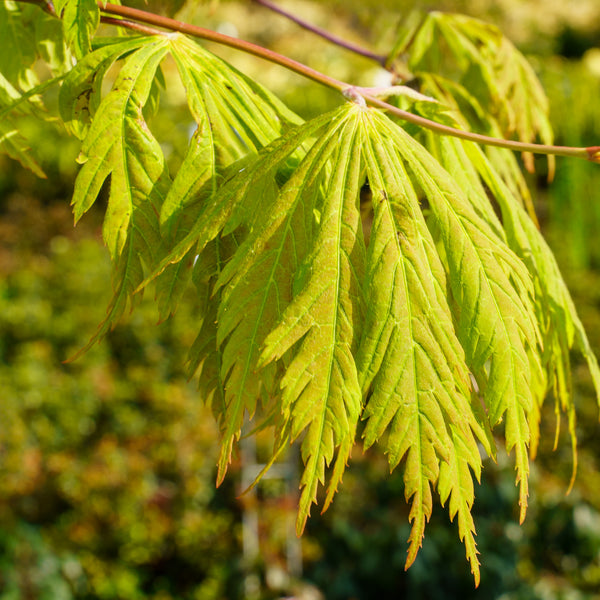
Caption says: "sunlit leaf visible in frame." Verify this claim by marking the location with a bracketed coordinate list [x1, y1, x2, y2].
[66, 36, 172, 354]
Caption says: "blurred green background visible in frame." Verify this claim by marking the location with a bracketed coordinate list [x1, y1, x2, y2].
[2, 1, 600, 598]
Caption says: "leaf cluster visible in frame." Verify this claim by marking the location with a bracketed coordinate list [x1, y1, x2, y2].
[2, 1, 600, 585]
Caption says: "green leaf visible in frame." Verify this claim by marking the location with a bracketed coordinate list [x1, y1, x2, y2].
[71, 37, 170, 252]
[0, 72, 64, 177]
[404, 11, 554, 174]
[0, 119, 45, 177]
[188, 240, 227, 422]
[357, 109, 486, 579]
[59, 36, 155, 139]
[212, 175, 286, 482]
[437, 429, 481, 585]
[198, 102, 552, 572]
[462, 139, 600, 463]
[35, 8, 73, 76]
[67, 37, 172, 354]
[259, 107, 365, 532]
[387, 78, 540, 223]
[375, 111, 540, 522]
[187, 111, 340, 484]
[0, 2, 39, 89]
[149, 34, 302, 320]
[138, 112, 327, 300]
[54, 0, 99, 58]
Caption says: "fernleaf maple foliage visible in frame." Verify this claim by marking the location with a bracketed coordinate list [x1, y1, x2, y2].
[3, 0, 600, 585]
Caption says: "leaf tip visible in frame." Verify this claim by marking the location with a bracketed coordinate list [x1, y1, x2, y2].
[216, 438, 235, 487]
[473, 566, 481, 588]
[518, 498, 528, 525]
[295, 511, 309, 537]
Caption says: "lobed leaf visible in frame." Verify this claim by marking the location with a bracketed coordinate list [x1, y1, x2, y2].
[152, 34, 302, 320]
[357, 109, 485, 577]
[403, 11, 554, 175]
[203, 109, 350, 489]
[66, 37, 172, 354]
[259, 110, 366, 531]
[462, 139, 600, 463]
[375, 111, 540, 521]
[34, 8, 600, 584]
[196, 101, 565, 572]
[59, 36, 156, 139]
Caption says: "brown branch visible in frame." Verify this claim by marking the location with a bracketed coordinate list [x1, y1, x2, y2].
[13, 0, 595, 162]
[97, 3, 598, 161]
[99, 3, 347, 92]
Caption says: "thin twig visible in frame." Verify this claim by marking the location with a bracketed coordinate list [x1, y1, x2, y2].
[16, 0, 56, 15]
[251, 0, 388, 67]
[100, 16, 165, 37]
[97, 3, 599, 162]
[100, 3, 346, 90]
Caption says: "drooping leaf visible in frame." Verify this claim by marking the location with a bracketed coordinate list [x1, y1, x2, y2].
[66, 36, 172, 354]
[70, 37, 170, 254]
[188, 239, 227, 421]
[5, 3, 595, 585]
[138, 112, 330, 296]
[461, 139, 600, 460]
[186, 110, 345, 485]
[259, 107, 365, 531]
[376, 110, 541, 521]
[187, 98, 576, 574]
[356, 109, 485, 579]
[151, 34, 302, 320]
[402, 11, 554, 174]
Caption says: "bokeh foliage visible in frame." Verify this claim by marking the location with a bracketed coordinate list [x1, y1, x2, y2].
[0, 159, 242, 599]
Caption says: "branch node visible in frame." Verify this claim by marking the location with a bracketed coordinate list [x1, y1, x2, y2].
[586, 146, 600, 163]
[342, 86, 367, 107]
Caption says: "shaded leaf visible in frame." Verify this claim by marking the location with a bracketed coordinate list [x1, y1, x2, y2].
[196, 110, 347, 487]
[403, 11, 554, 174]
[0, 1, 39, 89]
[151, 34, 302, 320]
[54, 0, 99, 58]
[0, 72, 62, 177]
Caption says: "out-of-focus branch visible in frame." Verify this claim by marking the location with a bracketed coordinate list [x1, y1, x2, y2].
[250, 0, 388, 67]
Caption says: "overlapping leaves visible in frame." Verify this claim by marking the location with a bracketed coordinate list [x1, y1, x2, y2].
[391, 10, 554, 195]
[12, 5, 600, 587]
[398, 11, 553, 146]
[0, 1, 72, 175]
[57, 33, 301, 354]
[135, 98, 600, 584]
[392, 94, 600, 486]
